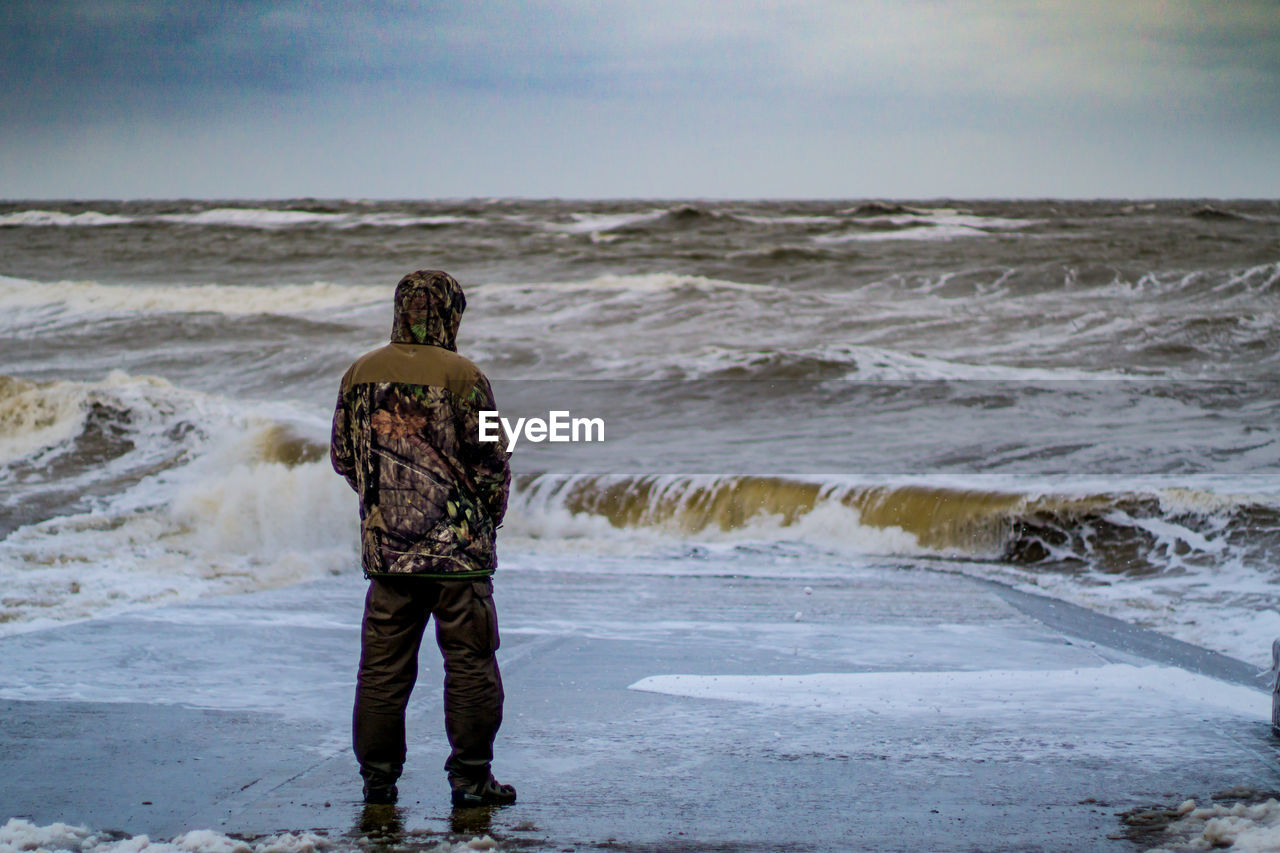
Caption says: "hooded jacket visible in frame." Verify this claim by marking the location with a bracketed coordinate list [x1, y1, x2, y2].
[331, 270, 510, 578]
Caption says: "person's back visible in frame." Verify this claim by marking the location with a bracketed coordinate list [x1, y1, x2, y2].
[331, 269, 515, 807]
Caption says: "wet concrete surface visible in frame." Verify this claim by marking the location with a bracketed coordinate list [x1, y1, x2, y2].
[1, 560, 1277, 851]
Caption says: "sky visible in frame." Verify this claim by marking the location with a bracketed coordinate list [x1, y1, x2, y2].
[2, 0, 1278, 199]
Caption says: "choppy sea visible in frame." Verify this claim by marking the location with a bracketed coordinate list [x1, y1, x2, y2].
[2, 198, 1278, 665]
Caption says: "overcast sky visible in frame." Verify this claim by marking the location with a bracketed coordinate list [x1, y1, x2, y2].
[2, 1, 1278, 199]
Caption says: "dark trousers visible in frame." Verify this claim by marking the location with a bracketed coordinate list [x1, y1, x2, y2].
[353, 576, 504, 788]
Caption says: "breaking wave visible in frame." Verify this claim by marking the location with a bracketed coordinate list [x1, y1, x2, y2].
[0, 371, 352, 633]
[506, 473, 1280, 577]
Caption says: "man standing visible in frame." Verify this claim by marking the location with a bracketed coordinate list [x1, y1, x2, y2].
[331, 269, 515, 807]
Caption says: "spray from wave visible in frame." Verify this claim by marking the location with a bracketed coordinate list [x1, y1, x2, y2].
[0, 371, 355, 634]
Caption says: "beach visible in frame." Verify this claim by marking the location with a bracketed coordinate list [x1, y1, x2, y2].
[2, 557, 1275, 851]
[2, 198, 1280, 850]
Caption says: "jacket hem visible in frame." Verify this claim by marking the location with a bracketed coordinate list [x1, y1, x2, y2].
[363, 568, 496, 581]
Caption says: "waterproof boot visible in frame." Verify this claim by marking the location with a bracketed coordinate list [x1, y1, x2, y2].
[451, 774, 516, 807]
[363, 781, 398, 805]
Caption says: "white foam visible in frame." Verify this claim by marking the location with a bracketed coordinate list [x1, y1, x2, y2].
[1149, 798, 1280, 853]
[471, 272, 779, 298]
[629, 665, 1265, 720]
[559, 211, 665, 233]
[0, 819, 504, 853]
[0, 376, 87, 465]
[504, 475, 942, 560]
[0, 374, 357, 635]
[816, 223, 993, 243]
[157, 208, 347, 227]
[732, 213, 843, 226]
[816, 210, 1036, 243]
[0, 371, 193, 468]
[0, 210, 133, 226]
[0, 274, 383, 318]
[340, 212, 480, 228]
[0, 208, 491, 230]
[672, 341, 1120, 381]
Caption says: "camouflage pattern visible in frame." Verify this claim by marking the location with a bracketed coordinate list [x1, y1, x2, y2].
[390, 269, 466, 350]
[331, 270, 509, 579]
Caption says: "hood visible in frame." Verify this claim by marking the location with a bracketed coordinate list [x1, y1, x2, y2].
[390, 269, 466, 351]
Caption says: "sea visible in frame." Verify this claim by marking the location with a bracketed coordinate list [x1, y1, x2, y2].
[1, 198, 1278, 667]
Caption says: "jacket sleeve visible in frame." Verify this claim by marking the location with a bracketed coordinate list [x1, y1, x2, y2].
[457, 375, 511, 526]
[330, 386, 358, 492]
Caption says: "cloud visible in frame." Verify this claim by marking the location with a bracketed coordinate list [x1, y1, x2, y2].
[7, 0, 1276, 108]
[2, 0, 1277, 196]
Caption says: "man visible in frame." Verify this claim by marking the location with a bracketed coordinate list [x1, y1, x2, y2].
[330, 269, 515, 807]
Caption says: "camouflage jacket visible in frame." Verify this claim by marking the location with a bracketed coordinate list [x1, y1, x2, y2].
[331, 270, 510, 579]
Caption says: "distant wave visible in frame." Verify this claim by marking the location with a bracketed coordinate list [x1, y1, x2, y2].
[159, 208, 483, 228]
[725, 244, 839, 264]
[546, 204, 839, 235]
[815, 224, 993, 243]
[0, 207, 483, 229]
[672, 343, 1110, 382]
[544, 206, 725, 235]
[471, 271, 783, 297]
[729, 214, 844, 226]
[1190, 205, 1250, 222]
[814, 209, 1038, 243]
[840, 202, 927, 217]
[157, 208, 348, 227]
[0, 210, 133, 227]
[0, 274, 383, 318]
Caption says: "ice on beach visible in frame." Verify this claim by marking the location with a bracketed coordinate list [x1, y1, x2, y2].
[630, 664, 1265, 720]
[1148, 797, 1280, 852]
[0, 820, 501, 853]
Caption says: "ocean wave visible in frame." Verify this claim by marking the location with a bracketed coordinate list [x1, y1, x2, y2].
[0, 371, 352, 634]
[545, 209, 671, 234]
[0, 375, 90, 467]
[0, 206, 484, 229]
[505, 473, 1280, 576]
[342, 212, 481, 228]
[839, 202, 928, 217]
[471, 272, 782, 297]
[1190, 204, 1251, 222]
[157, 207, 349, 227]
[729, 213, 844, 226]
[0, 274, 383, 318]
[0, 372, 202, 475]
[725, 244, 838, 263]
[159, 208, 485, 229]
[502, 472, 1280, 663]
[546, 204, 750, 235]
[658, 343, 1118, 382]
[815, 209, 1038, 243]
[0, 209, 134, 227]
[0, 371, 329, 485]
